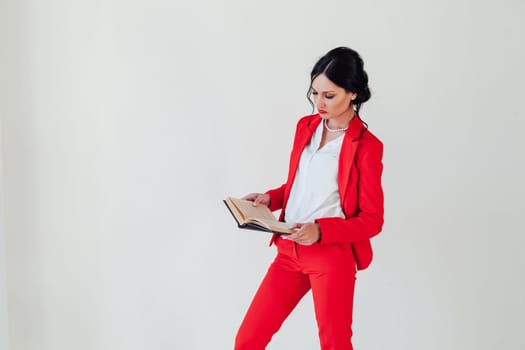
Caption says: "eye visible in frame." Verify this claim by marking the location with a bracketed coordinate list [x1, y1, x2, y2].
[325, 95, 335, 99]
[312, 91, 318, 96]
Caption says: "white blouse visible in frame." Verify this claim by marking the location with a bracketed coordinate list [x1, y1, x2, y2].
[284, 121, 346, 224]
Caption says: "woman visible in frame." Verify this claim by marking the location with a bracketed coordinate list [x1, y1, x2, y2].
[234, 47, 384, 350]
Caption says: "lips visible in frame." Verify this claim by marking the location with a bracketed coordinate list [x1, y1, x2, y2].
[318, 109, 327, 114]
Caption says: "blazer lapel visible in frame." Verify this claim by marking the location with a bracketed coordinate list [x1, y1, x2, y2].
[338, 116, 364, 204]
[282, 116, 321, 213]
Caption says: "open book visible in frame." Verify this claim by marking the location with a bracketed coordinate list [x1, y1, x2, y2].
[223, 197, 292, 234]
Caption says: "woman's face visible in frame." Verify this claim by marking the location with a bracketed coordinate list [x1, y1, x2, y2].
[311, 73, 356, 120]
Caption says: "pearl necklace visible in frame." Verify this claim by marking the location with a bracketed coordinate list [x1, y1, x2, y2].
[324, 119, 348, 133]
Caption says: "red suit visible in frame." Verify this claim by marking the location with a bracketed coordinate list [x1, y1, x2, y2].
[235, 114, 384, 350]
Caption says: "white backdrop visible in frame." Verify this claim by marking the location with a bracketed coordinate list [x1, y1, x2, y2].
[1, 0, 525, 349]
[1, 0, 12, 347]
[0, 128, 9, 349]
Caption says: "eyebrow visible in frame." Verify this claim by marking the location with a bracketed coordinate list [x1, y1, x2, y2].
[311, 88, 336, 93]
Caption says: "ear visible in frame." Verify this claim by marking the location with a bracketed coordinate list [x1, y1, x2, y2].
[350, 92, 357, 101]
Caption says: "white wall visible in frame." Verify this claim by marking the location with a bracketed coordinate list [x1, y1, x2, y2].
[1, 0, 524, 349]
[0, 125, 11, 350]
[1, 0, 12, 348]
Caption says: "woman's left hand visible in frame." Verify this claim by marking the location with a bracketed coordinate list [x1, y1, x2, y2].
[284, 222, 321, 246]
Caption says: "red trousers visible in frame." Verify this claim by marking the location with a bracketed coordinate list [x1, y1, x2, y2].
[234, 237, 356, 350]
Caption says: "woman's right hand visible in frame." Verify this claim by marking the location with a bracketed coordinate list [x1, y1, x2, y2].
[242, 193, 270, 207]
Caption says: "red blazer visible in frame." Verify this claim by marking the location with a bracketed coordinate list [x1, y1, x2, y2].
[266, 114, 384, 270]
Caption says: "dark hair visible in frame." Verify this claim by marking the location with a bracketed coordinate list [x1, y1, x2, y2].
[307, 47, 371, 130]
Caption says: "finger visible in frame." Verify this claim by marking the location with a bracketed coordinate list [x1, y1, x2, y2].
[242, 193, 256, 201]
[256, 195, 270, 206]
[251, 194, 264, 206]
[296, 237, 314, 246]
[285, 232, 299, 241]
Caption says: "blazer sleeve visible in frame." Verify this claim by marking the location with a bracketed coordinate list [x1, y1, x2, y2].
[265, 184, 286, 212]
[315, 139, 384, 244]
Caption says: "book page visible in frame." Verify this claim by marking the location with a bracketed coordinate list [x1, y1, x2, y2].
[227, 197, 276, 222]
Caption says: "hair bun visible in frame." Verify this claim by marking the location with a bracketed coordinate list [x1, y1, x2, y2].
[355, 86, 371, 105]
